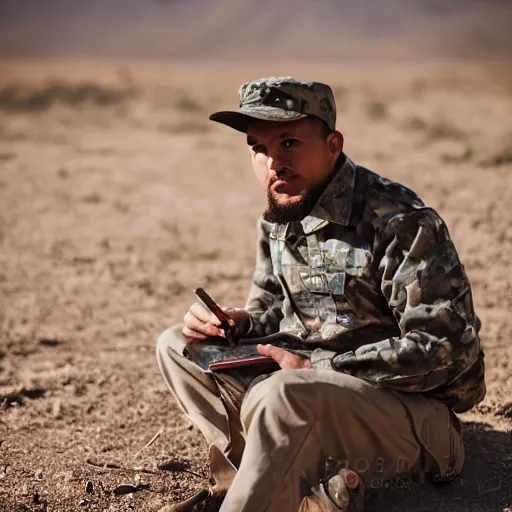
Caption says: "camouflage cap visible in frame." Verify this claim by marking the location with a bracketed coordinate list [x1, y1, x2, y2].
[209, 77, 336, 133]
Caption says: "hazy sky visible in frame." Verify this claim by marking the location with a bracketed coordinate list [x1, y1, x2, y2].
[1, 0, 510, 61]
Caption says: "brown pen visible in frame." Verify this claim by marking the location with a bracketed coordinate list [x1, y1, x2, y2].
[194, 287, 239, 348]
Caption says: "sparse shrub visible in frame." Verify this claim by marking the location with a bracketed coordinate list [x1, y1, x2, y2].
[424, 118, 467, 142]
[480, 145, 512, 167]
[365, 99, 388, 120]
[160, 220, 179, 235]
[159, 120, 210, 134]
[0, 81, 135, 112]
[198, 249, 221, 260]
[402, 115, 467, 142]
[57, 168, 69, 179]
[158, 249, 180, 264]
[114, 201, 130, 213]
[137, 277, 154, 296]
[82, 193, 102, 204]
[402, 115, 428, 131]
[442, 146, 474, 164]
[0, 152, 15, 162]
[174, 95, 203, 113]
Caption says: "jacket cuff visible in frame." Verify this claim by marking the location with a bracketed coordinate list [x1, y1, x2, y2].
[243, 314, 256, 337]
[310, 349, 337, 370]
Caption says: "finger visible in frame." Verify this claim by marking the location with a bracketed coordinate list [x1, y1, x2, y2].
[256, 344, 286, 363]
[182, 325, 207, 341]
[257, 344, 308, 369]
[266, 344, 289, 364]
[190, 302, 220, 324]
[190, 302, 222, 326]
[184, 311, 223, 337]
[256, 344, 270, 356]
[257, 344, 277, 357]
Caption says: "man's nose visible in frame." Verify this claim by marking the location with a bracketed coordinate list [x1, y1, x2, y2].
[267, 155, 283, 173]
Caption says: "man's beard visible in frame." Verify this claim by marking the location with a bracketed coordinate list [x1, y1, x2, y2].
[262, 178, 325, 224]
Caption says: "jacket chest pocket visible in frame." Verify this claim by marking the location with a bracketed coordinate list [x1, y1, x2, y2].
[318, 239, 372, 278]
[281, 265, 343, 332]
[299, 268, 346, 296]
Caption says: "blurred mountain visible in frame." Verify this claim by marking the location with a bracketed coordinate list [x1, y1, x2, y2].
[0, 0, 511, 60]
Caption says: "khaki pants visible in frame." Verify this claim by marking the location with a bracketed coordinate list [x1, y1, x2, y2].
[156, 325, 464, 512]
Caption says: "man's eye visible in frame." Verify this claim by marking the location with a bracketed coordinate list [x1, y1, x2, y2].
[253, 145, 267, 155]
[282, 139, 299, 149]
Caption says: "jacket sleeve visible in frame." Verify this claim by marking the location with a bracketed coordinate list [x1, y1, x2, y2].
[243, 218, 285, 337]
[311, 208, 483, 396]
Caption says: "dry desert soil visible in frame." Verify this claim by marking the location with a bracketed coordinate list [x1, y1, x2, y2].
[0, 60, 511, 511]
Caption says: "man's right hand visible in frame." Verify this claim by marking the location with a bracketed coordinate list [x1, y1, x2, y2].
[182, 303, 250, 343]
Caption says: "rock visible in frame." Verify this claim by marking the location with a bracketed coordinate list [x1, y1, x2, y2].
[495, 402, 512, 418]
[114, 482, 150, 496]
[1, 393, 24, 410]
[34, 468, 43, 480]
[39, 338, 61, 347]
[22, 387, 46, 399]
[157, 460, 187, 472]
[85, 480, 94, 493]
[114, 483, 139, 496]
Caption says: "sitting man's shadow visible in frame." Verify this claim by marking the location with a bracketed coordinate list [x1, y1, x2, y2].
[366, 422, 511, 512]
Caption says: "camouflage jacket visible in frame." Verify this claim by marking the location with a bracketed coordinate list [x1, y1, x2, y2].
[244, 154, 485, 413]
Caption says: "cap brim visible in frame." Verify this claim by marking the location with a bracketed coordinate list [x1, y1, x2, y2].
[209, 107, 307, 133]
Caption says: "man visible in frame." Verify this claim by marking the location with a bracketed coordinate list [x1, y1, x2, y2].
[156, 77, 485, 512]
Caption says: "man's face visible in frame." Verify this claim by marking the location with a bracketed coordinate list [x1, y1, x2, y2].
[247, 117, 342, 222]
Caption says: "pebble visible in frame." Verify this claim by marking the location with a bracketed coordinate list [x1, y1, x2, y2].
[52, 399, 62, 419]
[114, 482, 150, 495]
[114, 483, 139, 496]
[39, 338, 61, 347]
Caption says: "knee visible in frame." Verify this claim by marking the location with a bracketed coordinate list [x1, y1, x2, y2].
[258, 369, 357, 404]
[241, 370, 315, 425]
[156, 324, 185, 361]
[241, 370, 360, 426]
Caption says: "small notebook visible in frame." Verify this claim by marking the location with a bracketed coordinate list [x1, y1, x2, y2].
[183, 332, 308, 372]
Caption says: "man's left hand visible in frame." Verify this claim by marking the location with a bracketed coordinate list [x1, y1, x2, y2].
[257, 344, 312, 370]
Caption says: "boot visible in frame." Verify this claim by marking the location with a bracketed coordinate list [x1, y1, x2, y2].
[299, 466, 365, 512]
[159, 485, 226, 512]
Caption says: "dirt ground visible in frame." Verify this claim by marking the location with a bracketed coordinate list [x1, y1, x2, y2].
[0, 59, 511, 512]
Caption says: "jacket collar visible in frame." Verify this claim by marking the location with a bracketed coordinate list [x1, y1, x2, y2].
[267, 153, 357, 239]
[300, 153, 356, 234]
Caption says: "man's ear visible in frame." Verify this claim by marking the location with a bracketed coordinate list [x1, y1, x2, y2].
[327, 131, 344, 158]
